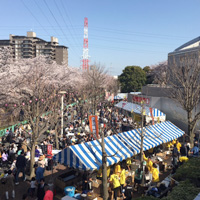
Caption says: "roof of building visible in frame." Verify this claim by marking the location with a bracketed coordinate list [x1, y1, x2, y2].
[0, 40, 10, 45]
[174, 36, 200, 52]
[56, 45, 68, 49]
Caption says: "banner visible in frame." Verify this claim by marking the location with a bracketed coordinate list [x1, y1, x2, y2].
[132, 96, 150, 105]
[122, 102, 127, 108]
[149, 107, 154, 125]
[89, 115, 99, 138]
[47, 144, 53, 158]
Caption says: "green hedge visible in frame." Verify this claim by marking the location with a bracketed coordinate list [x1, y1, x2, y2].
[173, 157, 200, 185]
[163, 180, 200, 200]
[136, 157, 200, 200]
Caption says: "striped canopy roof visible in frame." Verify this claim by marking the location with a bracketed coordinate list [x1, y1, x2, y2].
[53, 121, 184, 171]
[115, 101, 166, 117]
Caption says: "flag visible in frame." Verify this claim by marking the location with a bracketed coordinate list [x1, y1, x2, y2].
[89, 115, 99, 138]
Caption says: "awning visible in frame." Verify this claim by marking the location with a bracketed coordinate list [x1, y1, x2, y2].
[114, 93, 127, 100]
[115, 101, 166, 118]
[85, 135, 133, 167]
[54, 134, 133, 171]
[117, 121, 184, 152]
[114, 95, 123, 100]
[53, 143, 101, 171]
[53, 121, 184, 171]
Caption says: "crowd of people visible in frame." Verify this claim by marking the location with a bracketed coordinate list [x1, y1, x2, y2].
[0, 102, 140, 199]
[0, 101, 199, 199]
[170, 139, 199, 173]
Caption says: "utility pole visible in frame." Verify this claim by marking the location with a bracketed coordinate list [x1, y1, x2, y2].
[140, 100, 145, 185]
[59, 91, 66, 137]
[140, 100, 144, 164]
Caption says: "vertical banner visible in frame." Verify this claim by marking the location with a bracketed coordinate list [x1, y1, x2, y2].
[89, 115, 99, 139]
[149, 107, 154, 125]
[47, 144, 53, 156]
[122, 102, 126, 108]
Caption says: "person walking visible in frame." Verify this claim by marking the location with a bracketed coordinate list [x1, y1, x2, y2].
[109, 172, 121, 200]
[120, 167, 126, 194]
[43, 185, 54, 200]
[15, 150, 26, 184]
[34, 163, 45, 183]
[134, 167, 143, 191]
[172, 144, 178, 173]
[122, 179, 133, 200]
[5, 170, 15, 199]
[37, 178, 47, 200]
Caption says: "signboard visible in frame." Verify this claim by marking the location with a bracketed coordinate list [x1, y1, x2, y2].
[43, 144, 53, 158]
[47, 144, 53, 156]
[132, 96, 150, 105]
[89, 115, 99, 138]
[122, 102, 127, 108]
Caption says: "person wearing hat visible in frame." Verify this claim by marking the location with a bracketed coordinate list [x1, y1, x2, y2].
[15, 150, 26, 184]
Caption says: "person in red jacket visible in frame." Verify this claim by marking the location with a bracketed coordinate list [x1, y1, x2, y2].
[43, 185, 53, 200]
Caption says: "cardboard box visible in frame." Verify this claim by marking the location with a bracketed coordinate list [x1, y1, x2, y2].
[92, 181, 100, 188]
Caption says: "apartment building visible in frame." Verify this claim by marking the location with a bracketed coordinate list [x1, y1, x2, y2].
[0, 31, 68, 65]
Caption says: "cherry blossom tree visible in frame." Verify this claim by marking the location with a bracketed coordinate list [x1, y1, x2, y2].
[0, 47, 83, 177]
[80, 64, 118, 200]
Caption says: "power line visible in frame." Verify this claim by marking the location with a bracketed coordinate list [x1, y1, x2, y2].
[21, 0, 50, 36]
[54, 0, 82, 51]
[90, 26, 190, 40]
[89, 44, 167, 54]
[89, 35, 176, 47]
[33, 0, 61, 38]
[43, 0, 80, 59]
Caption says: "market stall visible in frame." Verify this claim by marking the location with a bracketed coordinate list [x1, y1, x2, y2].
[53, 121, 184, 199]
[115, 101, 166, 123]
[54, 121, 184, 168]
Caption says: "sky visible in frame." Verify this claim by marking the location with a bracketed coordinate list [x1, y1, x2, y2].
[1, 0, 200, 75]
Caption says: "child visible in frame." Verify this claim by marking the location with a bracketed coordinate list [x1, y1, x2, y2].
[28, 177, 36, 197]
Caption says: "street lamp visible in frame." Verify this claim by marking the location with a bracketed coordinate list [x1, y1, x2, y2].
[59, 91, 66, 137]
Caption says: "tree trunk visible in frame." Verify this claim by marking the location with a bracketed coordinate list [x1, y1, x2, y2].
[188, 110, 194, 147]
[101, 132, 108, 200]
[30, 141, 36, 178]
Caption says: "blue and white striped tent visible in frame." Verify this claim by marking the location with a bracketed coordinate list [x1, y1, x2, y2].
[85, 135, 133, 167]
[117, 121, 184, 153]
[54, 143, 101, 171]
[114, 93, 127, 100]
[53, 134, 133, 171]
[114, 95, 123, 100]
[115, 101, 166, 122]
[53, 121, 184, 171]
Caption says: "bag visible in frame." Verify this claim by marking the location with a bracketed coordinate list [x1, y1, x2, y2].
[145, 174, 150, 181]
[1, 177, 6, 184]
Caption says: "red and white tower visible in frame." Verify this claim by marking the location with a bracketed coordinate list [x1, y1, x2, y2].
[82, 17, 89, 70]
